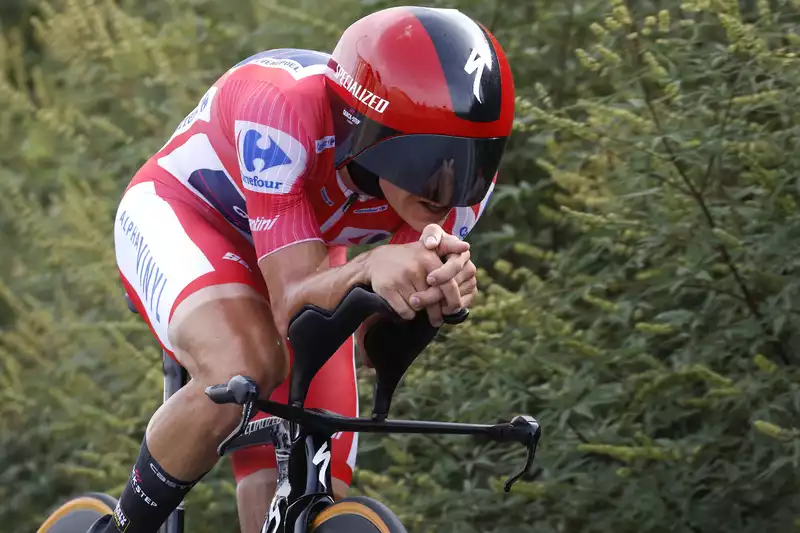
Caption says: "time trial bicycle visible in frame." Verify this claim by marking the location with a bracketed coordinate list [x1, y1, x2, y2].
[36, 284, 541, 533]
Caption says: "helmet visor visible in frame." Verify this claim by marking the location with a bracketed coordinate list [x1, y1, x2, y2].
[351, 134, 508, 207]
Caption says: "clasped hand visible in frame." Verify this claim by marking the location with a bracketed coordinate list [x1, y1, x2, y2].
[368, 223, 478, 327]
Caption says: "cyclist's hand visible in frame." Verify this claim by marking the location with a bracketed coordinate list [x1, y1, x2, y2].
[453, 258, 478, 308]
[420, 223, 469, 256]
[419, 224, 471, 316]
[366, 242, 444, 321]
[409, 256, 477, 317]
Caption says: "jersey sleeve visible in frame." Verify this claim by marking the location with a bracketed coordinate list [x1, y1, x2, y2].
[228, 79, 322, 261]
[389, 174, 498, 245]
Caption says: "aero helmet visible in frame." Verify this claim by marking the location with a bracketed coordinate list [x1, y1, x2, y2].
[326, 6, 514, 207]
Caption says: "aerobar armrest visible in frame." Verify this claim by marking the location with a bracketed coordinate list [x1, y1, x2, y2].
[363, 306, 467, 420]
[286, 284, 468, 413]
[286, 284, 394, 407]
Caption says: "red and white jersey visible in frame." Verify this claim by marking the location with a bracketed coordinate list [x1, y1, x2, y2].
[128, 49, 495, 260]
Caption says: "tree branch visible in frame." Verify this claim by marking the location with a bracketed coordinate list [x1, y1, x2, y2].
[620, 14, 791, 365]
[554, 0, 576, 108]
[568, 421, 590, 443]
[699, 84, 737, 195]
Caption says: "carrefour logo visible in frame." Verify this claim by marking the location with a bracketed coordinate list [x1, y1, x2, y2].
[242, 173, 283, 191]
[235, 121, 307, 195]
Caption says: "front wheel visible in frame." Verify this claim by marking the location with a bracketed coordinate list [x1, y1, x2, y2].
[310, 496, 407, 533]
[36, 493, 117, 533]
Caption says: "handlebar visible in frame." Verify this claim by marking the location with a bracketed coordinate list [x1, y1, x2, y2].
[206, 375, 541, 492]
[205, 285, 542, 491]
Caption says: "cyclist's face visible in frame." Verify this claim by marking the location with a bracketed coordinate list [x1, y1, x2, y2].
[379, 178, 450, 231]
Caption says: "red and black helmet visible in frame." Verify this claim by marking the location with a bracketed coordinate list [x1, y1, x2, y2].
[326, 6, 514, 207]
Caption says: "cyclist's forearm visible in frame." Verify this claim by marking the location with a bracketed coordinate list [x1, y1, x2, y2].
[272, 249, 374, 337]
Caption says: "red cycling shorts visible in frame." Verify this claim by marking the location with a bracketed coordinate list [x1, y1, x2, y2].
[114, 175, 358, 485]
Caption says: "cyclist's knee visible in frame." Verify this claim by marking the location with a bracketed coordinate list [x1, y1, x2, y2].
[168, 283, 289, 396]
[215, 336, 288, 395]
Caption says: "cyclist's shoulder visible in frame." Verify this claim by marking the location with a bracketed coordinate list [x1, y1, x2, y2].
[218, 48, 332, 136]
[229, 48, 331, 74]
[221, 48, 330, 95]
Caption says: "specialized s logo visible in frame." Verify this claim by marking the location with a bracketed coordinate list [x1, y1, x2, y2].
[464, 48, 492, 103]
[235, 121, 307, 194]
[312, 442, 332, 490]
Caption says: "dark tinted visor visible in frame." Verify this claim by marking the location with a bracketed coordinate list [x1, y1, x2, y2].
[351, 134, 508, 207]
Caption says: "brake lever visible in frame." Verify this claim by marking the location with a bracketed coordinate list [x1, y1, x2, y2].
[503, 415, 542, 492]
[205, 376, 260, 456]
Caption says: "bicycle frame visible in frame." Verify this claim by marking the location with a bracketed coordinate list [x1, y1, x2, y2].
[137, 283, 531, 533]
[209, 383, 541, 533]
[223, 415, 334, 533]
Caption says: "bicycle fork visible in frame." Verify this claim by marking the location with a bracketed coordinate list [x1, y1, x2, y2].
[264, 425, 335, 533]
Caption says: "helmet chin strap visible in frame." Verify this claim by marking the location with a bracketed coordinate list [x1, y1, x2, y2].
[346, 161, 386, 199]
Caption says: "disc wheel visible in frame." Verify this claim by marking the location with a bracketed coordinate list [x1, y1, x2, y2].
[36, 493, 117, 533]
[310, 496, 407, 533]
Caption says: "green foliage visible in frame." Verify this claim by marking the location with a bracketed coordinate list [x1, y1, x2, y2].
[2, 0, 800, 532]
[0, 1, 363, 531]
[358, 1, 800, 532]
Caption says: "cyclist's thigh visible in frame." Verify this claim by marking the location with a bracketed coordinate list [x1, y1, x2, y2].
[114, 178, 281, 384]
[231, 334, 359, 486]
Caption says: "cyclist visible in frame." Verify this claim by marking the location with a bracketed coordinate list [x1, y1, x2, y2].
[98, 5, 513, 533]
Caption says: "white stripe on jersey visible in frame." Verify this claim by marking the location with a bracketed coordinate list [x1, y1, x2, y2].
[157, 133, 245, 204]
[451, 180, 495, 239]
[115, 182, 215, 350]
[156, 134, 253, 242]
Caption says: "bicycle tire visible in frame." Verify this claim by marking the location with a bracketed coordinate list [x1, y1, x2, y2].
[309, 496, 407, 533]
[36, 493, 117, 533]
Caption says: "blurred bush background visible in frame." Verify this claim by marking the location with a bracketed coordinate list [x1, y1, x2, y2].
[1, 0, 799, 532]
